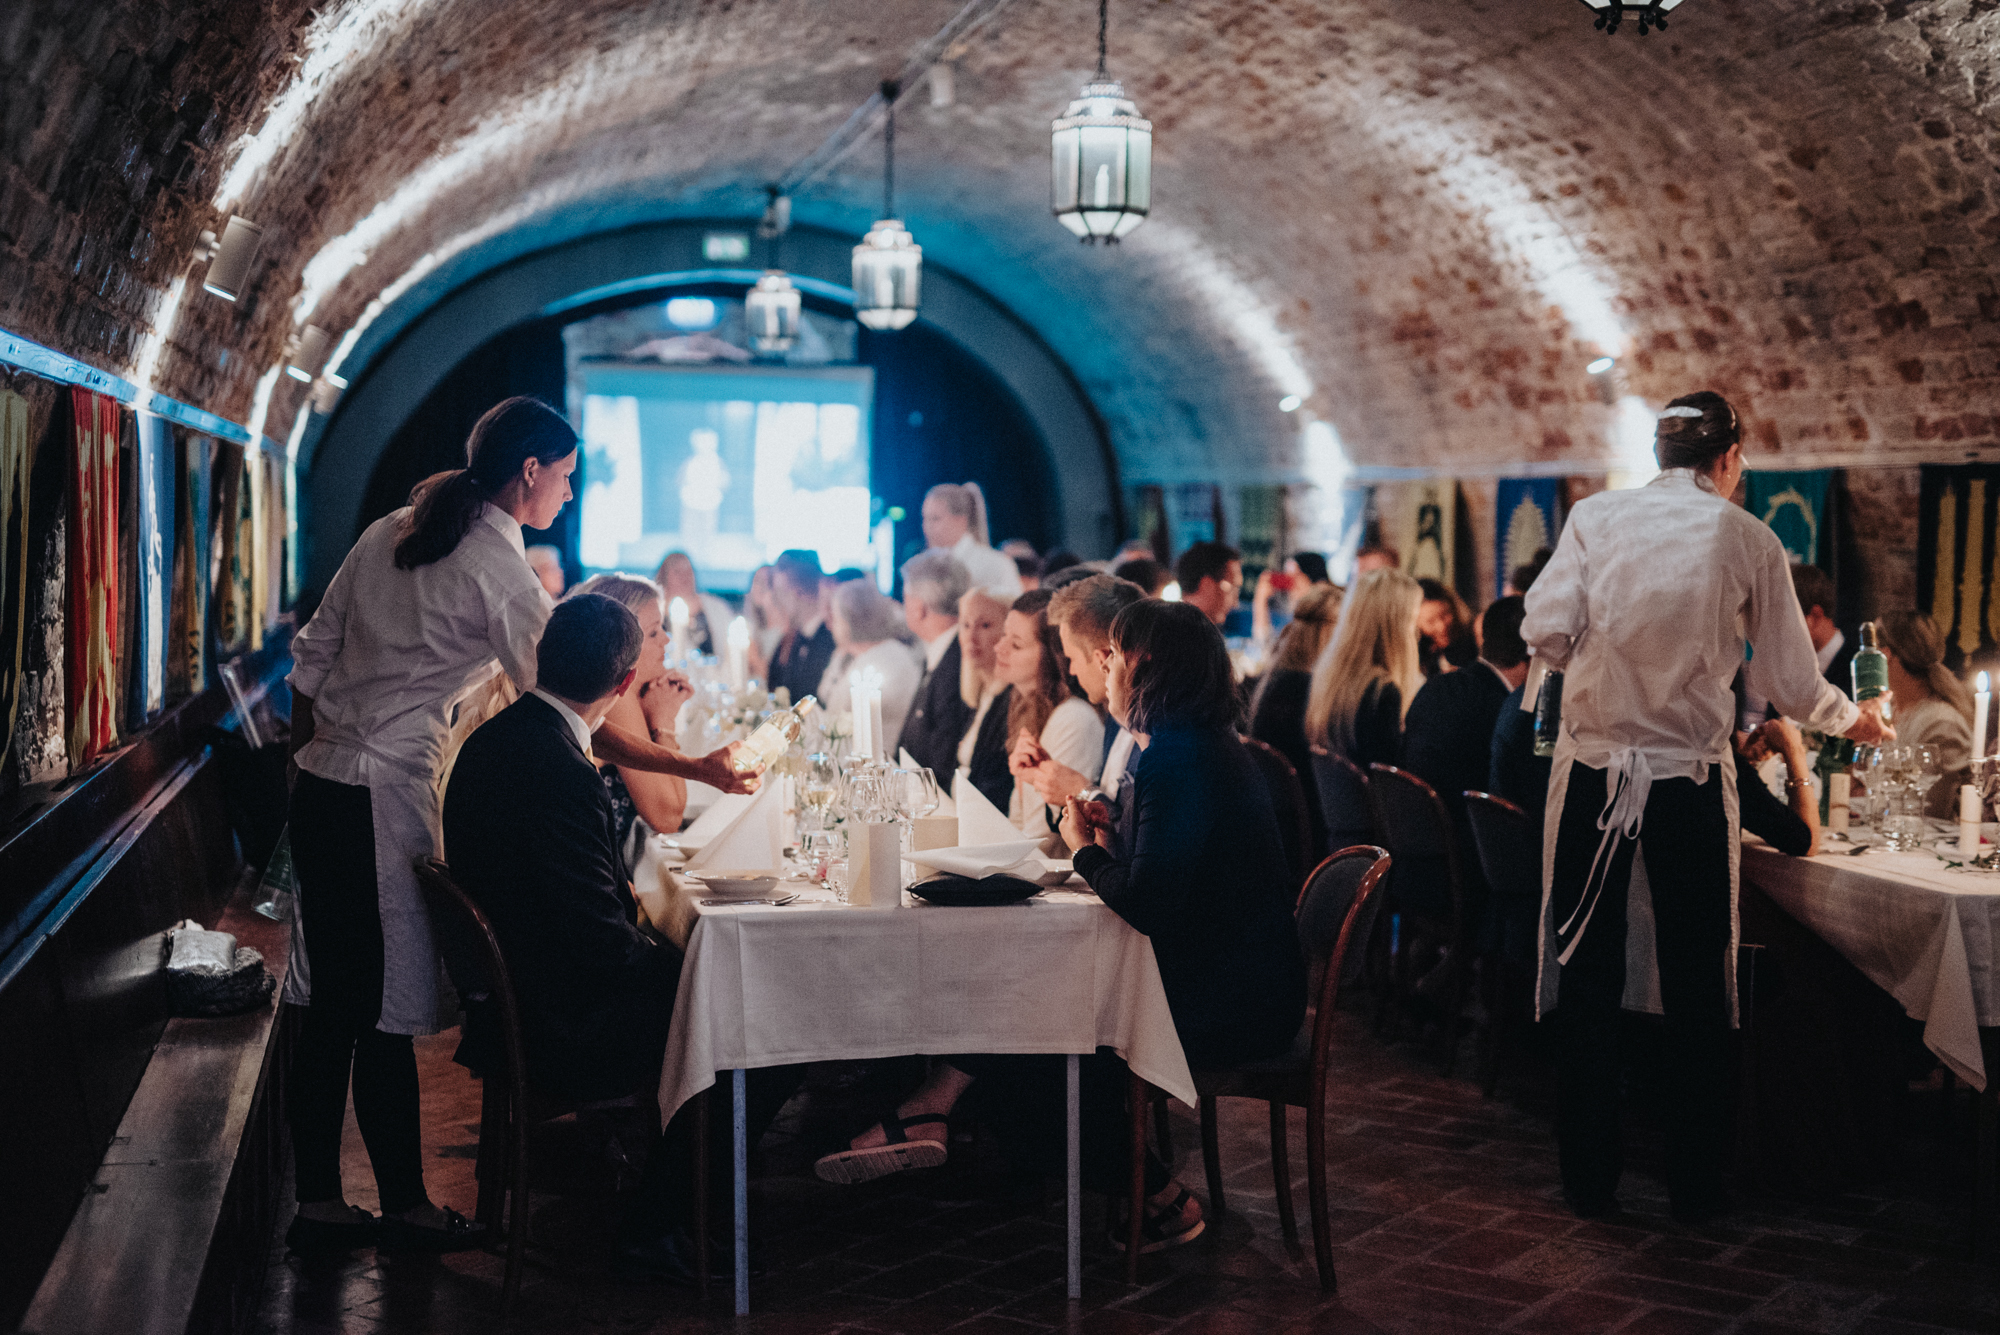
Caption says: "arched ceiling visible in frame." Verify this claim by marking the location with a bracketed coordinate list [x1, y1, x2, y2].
[9, 0, 2000, 518]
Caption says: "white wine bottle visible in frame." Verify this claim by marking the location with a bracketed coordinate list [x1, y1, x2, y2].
[730, 696, 818, 775]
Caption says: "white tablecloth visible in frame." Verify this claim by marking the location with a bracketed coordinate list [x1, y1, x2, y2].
[644, 871, 1197, 1123]
[1742, 839, 2000, 1089]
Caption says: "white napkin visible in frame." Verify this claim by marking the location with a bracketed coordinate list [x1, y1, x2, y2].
[953, 769, 1020, 845]
[902, 749, 955, 816]
[679, 791, 753, 851]
[907, 839, 1041, 880]
[685, 783, 782, 873]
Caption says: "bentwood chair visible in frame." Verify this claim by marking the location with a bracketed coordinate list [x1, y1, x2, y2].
[1367, 765, 1473, 1074]
[1187, 846, 1393, 1292]
[1309, 746, 1376, 853]
[1242, 737, 1313, 894]
[1463, 792, 1541, 1098]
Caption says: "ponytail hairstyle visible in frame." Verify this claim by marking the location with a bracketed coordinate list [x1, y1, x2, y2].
[925, 482, 991, 547]
[394, 396, 578, 570]
[1875, 610, 1975, 722]
[1653, 390, 1741, 474]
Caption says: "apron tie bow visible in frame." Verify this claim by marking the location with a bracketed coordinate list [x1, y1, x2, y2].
[1556, 747, 1654, 965]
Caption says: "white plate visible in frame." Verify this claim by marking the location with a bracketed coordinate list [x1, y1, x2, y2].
[687, 872, 780, 896]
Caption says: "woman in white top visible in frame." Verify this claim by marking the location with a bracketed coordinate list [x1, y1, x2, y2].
[817, 579, 922, 751]
[924, 481, 1022, 599]
[284, 398, 746, 1254]
[996, 589, 1104, 836]
[1876, 611, 1975, 815]
[1520, 391, 1890, 1225]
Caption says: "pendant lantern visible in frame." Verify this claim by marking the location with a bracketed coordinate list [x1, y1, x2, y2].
[1051, 0, 1152, 243]
[852, 81, 922, 331]
[1576, 0, 1687, 33]
[747, 189, 802, 353]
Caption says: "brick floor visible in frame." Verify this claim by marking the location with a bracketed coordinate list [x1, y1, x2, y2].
[250, 1012, 2000, 1334]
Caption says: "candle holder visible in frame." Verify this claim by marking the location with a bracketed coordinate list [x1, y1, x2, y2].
[1965, 756, 2000, 869]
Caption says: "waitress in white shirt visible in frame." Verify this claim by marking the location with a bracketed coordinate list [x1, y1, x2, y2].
[1520, 391, 1891, 1226]
[923, 481, 1022, 599]
[283, 397, 748, 1253]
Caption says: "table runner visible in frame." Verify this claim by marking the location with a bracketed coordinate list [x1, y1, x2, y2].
[1742, 839, 2000, 1089]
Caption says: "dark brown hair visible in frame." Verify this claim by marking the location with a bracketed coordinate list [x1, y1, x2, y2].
[1653, 390, 1741, 472]
[1111, 599, 1237, 734]
[395, 397, 578, 570]
[1005, 589, 1085, 741]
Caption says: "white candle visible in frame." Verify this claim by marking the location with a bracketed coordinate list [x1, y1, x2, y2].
[869, 689, 885, 763]
[668, 596, 690, 667]
[727, 616, 750, 692]
[1962, 783, 1984, 857]
[1976, 671, 1991, 764]
[849, 668, 872, 758]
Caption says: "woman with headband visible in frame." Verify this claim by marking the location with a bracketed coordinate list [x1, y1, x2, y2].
[1519, 390, 1892, 1225]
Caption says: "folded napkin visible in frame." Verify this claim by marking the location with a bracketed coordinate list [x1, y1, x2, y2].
[685, 783, 783, 873]
[907, 839, 1041, 880]
[679, 791, 753, 850]
[952, 769, 1021, 846]
[902, 749, 955, 816]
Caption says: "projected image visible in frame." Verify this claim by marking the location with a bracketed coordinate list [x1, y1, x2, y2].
[573, 365, 875, 585]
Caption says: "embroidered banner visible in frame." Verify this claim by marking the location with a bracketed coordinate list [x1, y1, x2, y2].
[1745, 468, 1832, 567]
[169, 432, 212, 698]
[1917, 464, 2000, 671]
[1236, 484, 1287, 575]
[209, 441, 252, 657]
[1166, 482, 1223, 552]
[131, 414, 174, 723]
[66, 388, 121, 767]
[1385, 478, 1458, 586]
[0, 390, 29, 774]
[1495, 478, 1560, 598]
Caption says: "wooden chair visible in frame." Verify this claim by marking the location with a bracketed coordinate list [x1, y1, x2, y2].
[1367, 765, 1473, 1073]
[1187, 846, 1392, 1292]
[1463, 792, 1541, 1098]
[1308, 745, 1375, 852]
[1242, 736, 1313, 894]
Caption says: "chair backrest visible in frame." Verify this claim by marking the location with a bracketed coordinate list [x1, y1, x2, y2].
[1463, 790, 1539, 905]
[413, 857, 526, 1086]
[1309, 744, 1375, 851]
[1367, 763, 1465, 919]
[1296, 845, 1392, 1076]
[1241, 735, 1311, 892]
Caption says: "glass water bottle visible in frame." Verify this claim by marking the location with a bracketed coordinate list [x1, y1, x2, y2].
[1532, 669, 1564, 758]
[1852, 621, 1888, 706]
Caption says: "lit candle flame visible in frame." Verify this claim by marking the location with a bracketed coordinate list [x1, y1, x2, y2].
[1980, 671, 1991, 694]
[728, 615, 750, 649]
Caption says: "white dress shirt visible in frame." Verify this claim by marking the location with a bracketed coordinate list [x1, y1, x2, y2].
[529, 688, 594, 756]
[922, 626, 956, 672]
[1011, 697, 1106, 833]
[290, 502, 552, 786]
[1101, 728, 1138, 799]
[948, 533, 1024, 600]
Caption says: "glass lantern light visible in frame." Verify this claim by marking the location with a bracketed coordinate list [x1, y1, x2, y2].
[745, 271, 802, 353]
[853, 81, 922, 331]
[1576, 0, 1687, 34]
[1051, 0, 1152, 243]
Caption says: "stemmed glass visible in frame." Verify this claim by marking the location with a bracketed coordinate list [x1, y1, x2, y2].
[1847, 745, 1882, 837]
[1873, 743, 1923, 850]
[799, 752, 840, 879]
[1907, 742, 1942, 841]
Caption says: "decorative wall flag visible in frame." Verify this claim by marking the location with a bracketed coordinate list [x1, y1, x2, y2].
[66, 388, 121, 767]
[1167, 482, 1223, 552]
[1236, 484, 1287, 574]
[1495, 478, 1560, 597]
[0, 390, 29, 773]
[1745, 469, 1832, 567]
[169, 431, 212, 698]
[132, 414, 175, 723]
[1128, 485, 1169, 561]
[1386, 479, 1458, 587]
[1917, 464, 2000, 670]
[210, 441, 252, 657]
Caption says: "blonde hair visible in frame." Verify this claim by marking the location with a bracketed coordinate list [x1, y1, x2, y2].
[927, 481, 991, 546]
[1270, 584, 1343, 675]
[1305, 569, 1422, 756]
[567, 572, 664, 620]
[957, 587, 1011, 707]
[1876, 611, 1974, 720]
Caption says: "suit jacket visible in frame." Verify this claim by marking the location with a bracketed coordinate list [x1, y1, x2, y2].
[1399, 662, 1512, 919]
[896, 638, 975, 777]
[965, 685, 1016, 812]
[441, 694, 681, 1101]
[770, 622, 836, 707]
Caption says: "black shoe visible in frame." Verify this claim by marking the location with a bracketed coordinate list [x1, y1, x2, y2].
[376, 1206, 487, 1254]
[613, 1228, 758, 1287]
[285, 1208, 380, 1254]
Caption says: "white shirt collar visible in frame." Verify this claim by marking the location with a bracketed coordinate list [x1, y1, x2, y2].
[1816, 627, 1845, 674]
[924, 627, 956, 671]
[481, 502, 527, 557]
[529, 688, 594, 756]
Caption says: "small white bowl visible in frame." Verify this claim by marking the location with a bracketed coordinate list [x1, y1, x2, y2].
[687, 871, 780, 896]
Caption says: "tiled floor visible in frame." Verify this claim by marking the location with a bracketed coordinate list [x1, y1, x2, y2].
[252, 1012, 2000, 1334]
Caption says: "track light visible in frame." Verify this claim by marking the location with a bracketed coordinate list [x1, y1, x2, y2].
[198, 216, 265, 301]
[286, 325, 332, 382]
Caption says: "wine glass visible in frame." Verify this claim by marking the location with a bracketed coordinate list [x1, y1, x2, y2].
[900, 767, 942, 823]
[1873, 743, 1920, 849]
[799, 752, 840, 876]
[1847, 745, 1882, 836]
[1907, 742, 1942, 839]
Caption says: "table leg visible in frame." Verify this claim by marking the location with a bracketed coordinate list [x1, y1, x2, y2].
[1067, 1053, 1081, 1300]
[695, 1087, 709, 1301]
[734, 1069, 749, 1315]
[1127, 1070, 1147, 1285]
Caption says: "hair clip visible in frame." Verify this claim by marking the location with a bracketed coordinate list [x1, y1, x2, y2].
[1658, 406, 1704, 419]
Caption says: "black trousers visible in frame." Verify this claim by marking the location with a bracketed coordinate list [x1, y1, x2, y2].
[287, 771, 427, 1214]
[950, 1050, 1170, 1199]
[1551, 763, 1733, 1212]
[621, 1066, 804, 1243]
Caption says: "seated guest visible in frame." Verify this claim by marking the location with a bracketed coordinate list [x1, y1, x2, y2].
[1505, 546, 1553, 598]
[996, 590, 1104, 835]
[1736, 717, 1820, 857]
[1042, 548, 1084, 580]
[1877, 610, 1975, 816]
[1175, 541, 1243, 629]
[745, 563, 783, 663]
[1306, 568, 1423, 772]
[816, 601, 1303, 1254]
[1416, 577, 1477, 676]
[766, 549, 835, 704]
[1247, 584, 1343, 858]
[1354, 543, 1400, 576]
[895, 551, 976, 775]
[956, 586, 1016, 810]
[1013, 552, 1045, 591]
[525, 543, 566, 599]
[1114, 538, 1159, 564]
[1112, 556, 1171, 597]
[1742, 563, 1857, 728]
[1015, 574, 1149, 847]
[567, 574, 693, 867]
[1291, 552, 1331, 586]
[651, 550, 735, 658]
[818, 579, 922, 749]
[1490, 676, 1551, 829]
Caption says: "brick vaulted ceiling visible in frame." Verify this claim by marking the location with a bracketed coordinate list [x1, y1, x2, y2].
[7, 0, 2000, 491]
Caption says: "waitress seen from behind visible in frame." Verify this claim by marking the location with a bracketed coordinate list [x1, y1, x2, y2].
[283, 397, 750, 1255]
[1519, 391, 1892, 1226]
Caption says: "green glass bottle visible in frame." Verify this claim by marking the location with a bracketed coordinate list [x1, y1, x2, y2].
[1852, 621, 1888, 704]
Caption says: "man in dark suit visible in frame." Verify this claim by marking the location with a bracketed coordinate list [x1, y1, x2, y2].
[443, 595, 791, 1283]
[894, 549, 975, 775]
[766, 549, 835, 704]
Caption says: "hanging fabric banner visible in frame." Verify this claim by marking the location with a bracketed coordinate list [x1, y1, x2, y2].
[169, 432, 212, 698]
[1917, 464, 2000, 671]
[131, 414, 174, 723]
[66, 388, 121, 768]
[1236, 484, 1286, 574]
[210, 440, 249, 657]
[262, 453, 286, 630]
[1386, 478, 1457, 586]
[1167, 482, 1222, 553]
[247, 450, 268, 651]
[1128, 485, 1169, 561]
[0, 390, 30, 775]
[1494, 478, 1560, 598]
[1745, 469, 1832, 567]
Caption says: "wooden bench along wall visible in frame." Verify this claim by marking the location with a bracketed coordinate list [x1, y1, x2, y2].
[0, 640, 292, 1333]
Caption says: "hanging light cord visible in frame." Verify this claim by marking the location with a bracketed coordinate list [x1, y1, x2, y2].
[882, 80, 898, 219]
[1097, 0, 1109, 78]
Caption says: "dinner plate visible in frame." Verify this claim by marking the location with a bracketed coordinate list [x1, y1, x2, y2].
[686, 871, 780, 896]
[908, 874, 1044, 907]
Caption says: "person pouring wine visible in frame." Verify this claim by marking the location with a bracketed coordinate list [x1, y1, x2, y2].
[1520, 390, 1892, 1226]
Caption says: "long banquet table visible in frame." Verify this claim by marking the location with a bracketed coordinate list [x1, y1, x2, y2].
[635, 862, 1196, 1314]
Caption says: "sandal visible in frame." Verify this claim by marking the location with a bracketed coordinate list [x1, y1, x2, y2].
[812, 1111, 950, 1185]
[1109, 1186, 1205, 1254]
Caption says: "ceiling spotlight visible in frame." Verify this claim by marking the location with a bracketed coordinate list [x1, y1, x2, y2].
[1577, 0, 1687, 34]
[198, 215, 265, 301]
[853, 81, 922, 331]
[286, 325, 332, 382]
[1279, 395, 1303, 412]
[1586, 357, 1616, 375]
[1051, 0, 1152, 243]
